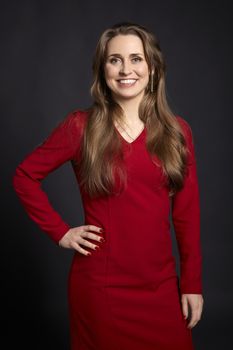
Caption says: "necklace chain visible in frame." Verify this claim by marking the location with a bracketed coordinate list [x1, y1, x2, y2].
[115, 120, 145, 141]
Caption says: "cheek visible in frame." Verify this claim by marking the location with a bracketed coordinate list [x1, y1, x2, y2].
[137, 64, 149, 78]
[104, 65, 118, 80]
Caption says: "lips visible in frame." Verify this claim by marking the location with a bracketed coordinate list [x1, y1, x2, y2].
[117, 79, 138, 87]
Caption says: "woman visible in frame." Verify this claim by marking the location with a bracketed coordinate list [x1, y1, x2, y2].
[13, 22, 204, 350]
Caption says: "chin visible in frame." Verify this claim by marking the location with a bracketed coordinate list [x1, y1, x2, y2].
[115, 90, 146, 100]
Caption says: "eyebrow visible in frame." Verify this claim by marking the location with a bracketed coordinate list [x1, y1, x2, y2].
[107, 53, 144, 58]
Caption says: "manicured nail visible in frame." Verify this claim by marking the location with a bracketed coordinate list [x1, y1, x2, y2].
[87, 252, 92, 256]
[99, 228, 104, 233]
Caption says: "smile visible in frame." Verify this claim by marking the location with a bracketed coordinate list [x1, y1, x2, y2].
[117, 79, 137, 87]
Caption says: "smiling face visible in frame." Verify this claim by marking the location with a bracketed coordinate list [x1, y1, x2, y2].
[104, 34, 151, 104]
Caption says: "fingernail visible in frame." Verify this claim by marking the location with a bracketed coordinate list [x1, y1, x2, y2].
[99, 228, 104, 233]
[100, 237, 105, 242]
[87, 252, 92, 256]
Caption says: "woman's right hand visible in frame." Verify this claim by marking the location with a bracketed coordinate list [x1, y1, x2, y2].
[58, 225, 105, 256]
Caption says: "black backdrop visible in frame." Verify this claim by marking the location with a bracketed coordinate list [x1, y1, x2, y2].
[2, 0, 232, 349]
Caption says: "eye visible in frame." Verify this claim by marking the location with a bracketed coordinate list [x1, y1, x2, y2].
[109, 58, 121, 64]
[132, 57, 143, 63]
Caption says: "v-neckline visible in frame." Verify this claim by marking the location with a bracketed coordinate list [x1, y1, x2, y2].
[114, 125, 146, 145]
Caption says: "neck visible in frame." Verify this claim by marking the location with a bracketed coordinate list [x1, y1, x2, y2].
[113, 95, 143, 126]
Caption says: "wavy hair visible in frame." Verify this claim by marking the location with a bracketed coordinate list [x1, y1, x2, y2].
[78, 22, 189, 198]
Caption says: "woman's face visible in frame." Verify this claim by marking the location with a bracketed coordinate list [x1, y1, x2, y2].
[104, 34, 150, 103]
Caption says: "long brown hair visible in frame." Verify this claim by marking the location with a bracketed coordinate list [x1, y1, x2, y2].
[77, 22, 189, 198]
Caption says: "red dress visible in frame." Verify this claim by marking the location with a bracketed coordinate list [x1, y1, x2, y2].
[13, 109, 202, 350]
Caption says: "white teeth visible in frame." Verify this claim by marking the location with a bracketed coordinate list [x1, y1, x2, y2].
[118, 79, 137, 84]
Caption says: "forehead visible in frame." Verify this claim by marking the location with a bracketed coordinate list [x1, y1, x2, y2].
[106, 34, 144, 55]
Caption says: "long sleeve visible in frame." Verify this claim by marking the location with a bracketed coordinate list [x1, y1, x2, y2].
[171, 116, 203, 294]
[12, 110, 84, 244]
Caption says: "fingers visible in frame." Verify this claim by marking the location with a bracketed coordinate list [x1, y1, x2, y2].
[81, 225, 104, 243]
[71, 241, 92, 256]
[181, 297, 189, 320]
[60, 225, 105, 255]
[181, 294, 204, 329]
[78, 235, 102, 252]
[84, 224, 104, 234]
[187, 299, 203, 329]
[187, 309, 201, 329]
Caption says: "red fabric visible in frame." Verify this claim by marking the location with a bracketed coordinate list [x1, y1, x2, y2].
[13, 110, 202, 349]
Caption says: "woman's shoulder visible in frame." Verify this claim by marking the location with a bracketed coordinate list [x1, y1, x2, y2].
[59, 107, 91, 132]
[175, 115, 192, 130]
[71, 108, 91, 119]
[174, 115, 196, 158]
[174, 114, 193, 139]
[66, 107, 90, 124]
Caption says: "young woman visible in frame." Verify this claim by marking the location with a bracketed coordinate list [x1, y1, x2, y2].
[13, 22, 204, 350]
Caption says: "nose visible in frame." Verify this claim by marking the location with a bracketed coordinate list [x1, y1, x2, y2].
[119, 61, 132, 75]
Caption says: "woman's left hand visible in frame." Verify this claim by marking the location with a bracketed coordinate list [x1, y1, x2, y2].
[181, 294, 204, 329]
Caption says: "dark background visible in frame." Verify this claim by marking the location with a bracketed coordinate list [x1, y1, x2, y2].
[2, 0, 232, 349]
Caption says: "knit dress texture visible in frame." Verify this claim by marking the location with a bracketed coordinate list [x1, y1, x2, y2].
[13, 109, 202, 350]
